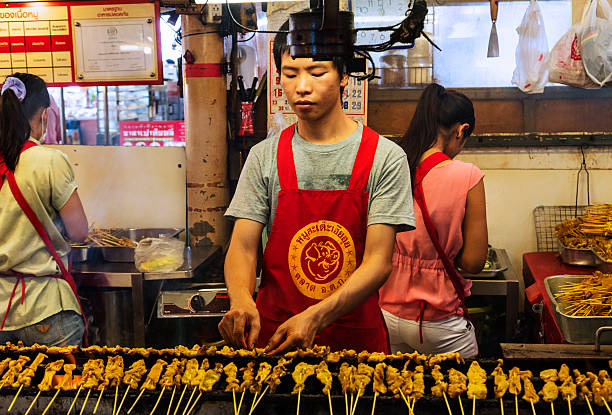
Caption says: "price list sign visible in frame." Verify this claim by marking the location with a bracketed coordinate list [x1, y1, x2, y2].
[267, 39, 367, 129]
[0, 1, 162, 86]
[0, 5, 72, 85]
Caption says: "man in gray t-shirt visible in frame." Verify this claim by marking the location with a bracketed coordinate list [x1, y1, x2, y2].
[218, 22, 415, 354]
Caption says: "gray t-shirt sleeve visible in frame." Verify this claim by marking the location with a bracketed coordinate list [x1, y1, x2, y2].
[367, 140, 415, 232]
[225, 142, 270, 225]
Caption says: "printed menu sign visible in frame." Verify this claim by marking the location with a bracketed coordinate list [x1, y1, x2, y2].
[0, 1, 161, 86]
[0, 5, 72, 85]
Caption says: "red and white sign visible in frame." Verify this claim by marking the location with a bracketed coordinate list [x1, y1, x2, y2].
[120, 120, 185, 147]
[0, 0, 162, 87]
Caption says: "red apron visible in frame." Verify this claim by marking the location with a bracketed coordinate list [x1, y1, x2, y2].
[412, 151, 470, 343]
[0, 141, 88, 345]
[255, 124, 389, 353]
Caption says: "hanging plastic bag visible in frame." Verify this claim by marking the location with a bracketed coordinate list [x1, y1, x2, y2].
[580, 0, 612, 86]
[511, 0, 550, 93]
[135, 236, 185, 273]
[549, 24, 600, 88]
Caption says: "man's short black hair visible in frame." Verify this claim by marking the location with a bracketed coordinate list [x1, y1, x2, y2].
[272, 19, 347, 77]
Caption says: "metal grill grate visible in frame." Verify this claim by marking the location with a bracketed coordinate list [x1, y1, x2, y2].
[533, 205, 586, 252]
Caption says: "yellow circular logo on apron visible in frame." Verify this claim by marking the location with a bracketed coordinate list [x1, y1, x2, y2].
[288, 220, 357, 300]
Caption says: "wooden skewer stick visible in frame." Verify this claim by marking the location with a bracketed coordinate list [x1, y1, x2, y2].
[371, 392, 378, 415]
[350, 390, 361, 415]
[116, 386, 130, 415]
[166, 385, 176, 415]
[149, 387, 166, 415]
[458, 396, 465, 415]
[79, 388, 92, 415]
[442, 391, 452, 415]
[499, 398, 504, 415]
[8, 384, 24, 411]
[186, 392, 202, 415]
[67, 385, 83, 415]
[249, 391, 258, 415]
[113, 384, 119, 415]
[232, 389, 237, 415]
[515, 394, 518, 415]
[602, 397, 612, 415]
[24, 390, 41, 415]
[328, 391, 334, 415]
[585, 398, 594, 415]
[297, 390, 302, 415]
[350, 393, 354, 415]
[173, 384, 186, 415]
[182, 387, 197, 415]
[567, 397, 572, 415]
[472, 396, 476, 415]
[531, 400, 536, 415]
[398, 389, 410, 410]
[345, 392, 348, 415]
[93, 387, 105, 414]
[127, 380, 151, 414]
[550, 401, 555, 415]
[249, 384, 270, 415]
[237, 389, 246, 415]
[42, 388, 61, 415]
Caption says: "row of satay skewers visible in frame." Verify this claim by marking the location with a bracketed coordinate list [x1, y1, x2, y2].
[554, 272, 612, 317]
[0, 344, 610, 415]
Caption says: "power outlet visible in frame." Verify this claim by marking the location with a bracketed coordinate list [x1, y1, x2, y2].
[206, 4, 223, 23]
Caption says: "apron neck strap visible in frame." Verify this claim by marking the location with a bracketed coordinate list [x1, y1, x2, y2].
[347, 125, 379, 192]
[415, 151, 450, 186]
[277, 124, 298, 190]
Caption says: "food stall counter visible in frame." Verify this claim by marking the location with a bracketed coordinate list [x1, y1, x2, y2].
[72, 245, 221, 346]
[523, 251, 596, 344]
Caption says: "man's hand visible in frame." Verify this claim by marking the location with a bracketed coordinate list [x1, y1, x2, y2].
[222, 218, 265, 349]
[218, 301, 261, 349]
[265, 308, 320, 355]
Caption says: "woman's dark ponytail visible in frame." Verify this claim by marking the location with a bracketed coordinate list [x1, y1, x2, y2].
[0, 73, 49, 171]
[398, 83, 475, 186]
[0, 87, 30, 171]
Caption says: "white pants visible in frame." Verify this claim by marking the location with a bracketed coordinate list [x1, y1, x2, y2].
[382, 309, 479, 358]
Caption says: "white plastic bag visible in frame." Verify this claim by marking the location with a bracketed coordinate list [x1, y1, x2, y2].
[580, 0, 612, 86]
[512, 0, 550, 93]
[548, 24, 599, 88]
[135, 236, 185, 273]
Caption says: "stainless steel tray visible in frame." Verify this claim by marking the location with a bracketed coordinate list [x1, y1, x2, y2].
[593, 250, 612, 273]
[70, 246, 97, 263]
[98, 228, 184, 263]
[461, 247, 508, 279]
[544, 275, 612, 344]
[557, 240, 599, 267]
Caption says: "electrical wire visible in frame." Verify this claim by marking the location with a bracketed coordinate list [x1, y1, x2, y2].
[352, 50, 377, 81]
[238, 32, 256, 42]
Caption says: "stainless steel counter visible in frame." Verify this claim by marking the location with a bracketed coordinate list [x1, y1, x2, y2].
[466, 248, 520, 341]
[72, 245, 221, 346]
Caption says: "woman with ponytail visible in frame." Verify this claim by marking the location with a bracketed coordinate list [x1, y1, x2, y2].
[0, 73, 88, 346]
[379, 83, 488, 358]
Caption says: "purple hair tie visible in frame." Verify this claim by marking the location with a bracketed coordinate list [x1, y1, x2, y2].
[1, 77, 26, 101]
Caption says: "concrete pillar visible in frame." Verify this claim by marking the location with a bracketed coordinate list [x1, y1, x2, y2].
[182, 15, 230, 248]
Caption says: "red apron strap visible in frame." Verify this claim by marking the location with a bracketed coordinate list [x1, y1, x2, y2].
[0, 144, 89, 344]
[348, 125, 380, 192]
[413, 152, 471, 323]
[276, 124, 298, 191]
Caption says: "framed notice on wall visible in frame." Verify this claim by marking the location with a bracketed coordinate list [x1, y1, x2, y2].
[0, 0, 162, 86]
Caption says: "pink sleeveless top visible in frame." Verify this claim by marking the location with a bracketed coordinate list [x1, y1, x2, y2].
[379, 159, 484, 321]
